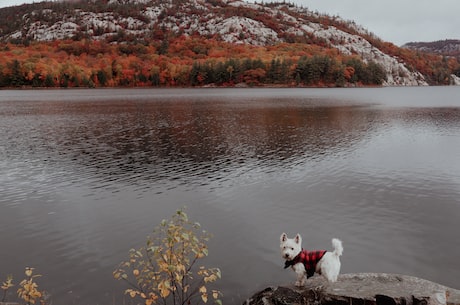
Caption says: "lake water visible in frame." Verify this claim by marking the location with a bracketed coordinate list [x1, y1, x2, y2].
[1, 87, 459, 305]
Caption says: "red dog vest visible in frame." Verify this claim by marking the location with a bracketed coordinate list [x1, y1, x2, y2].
[284, 249, 327, 278]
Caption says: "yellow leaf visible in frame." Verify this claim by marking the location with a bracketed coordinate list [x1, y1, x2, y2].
[145, 299, 153, 305]
[158, 261, 168, 271]
[25, 268, 34, 277]
[199, 286, 207, 293]
[126, 289, 138, 298]
[177, 264, 185, 273]
[158, 281, 170, 298]
[133, 269, 140, 276]
[212, 290, 219, 299]
[201, 293, 208, 303]
[160, 288, 170, 298]
[204, 274, 217, 283]
[175, 273, 183, 282]
[149, 292, 159, 302]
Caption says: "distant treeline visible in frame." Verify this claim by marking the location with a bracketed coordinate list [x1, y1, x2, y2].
[189, 56, 386, 87]
[0, 38, 387, 88]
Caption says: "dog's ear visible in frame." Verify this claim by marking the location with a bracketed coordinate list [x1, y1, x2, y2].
[295, 234, 302, 244]
[280, 233, 288, 242]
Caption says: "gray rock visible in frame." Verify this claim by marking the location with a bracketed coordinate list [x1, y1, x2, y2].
[244, 273, 460, 305]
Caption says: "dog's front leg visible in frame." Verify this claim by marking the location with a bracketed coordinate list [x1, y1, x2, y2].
[293, 263, 306, 287]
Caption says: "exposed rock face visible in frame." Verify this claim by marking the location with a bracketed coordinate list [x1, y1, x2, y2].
[293, 22, 428, 86]
[244, 273, 460, 305]
[450, 74, 460, 85]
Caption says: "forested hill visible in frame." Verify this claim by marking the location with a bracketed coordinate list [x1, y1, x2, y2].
[403, 40, 460, 60]
[0, 0, 459, 88]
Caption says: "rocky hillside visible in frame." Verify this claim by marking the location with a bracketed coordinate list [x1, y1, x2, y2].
[402, 39, 460, 84]
[403, 39, 460, 59]
[0, 0, 458, 87]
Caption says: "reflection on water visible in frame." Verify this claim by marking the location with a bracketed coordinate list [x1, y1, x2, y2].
[0, 88, 460, 305]
[1, 96, 381, 199]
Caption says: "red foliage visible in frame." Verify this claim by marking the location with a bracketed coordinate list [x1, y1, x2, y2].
[0, 34, 458, 88]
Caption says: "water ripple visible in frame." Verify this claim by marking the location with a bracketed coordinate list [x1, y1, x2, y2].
[1, 88, 460, 305]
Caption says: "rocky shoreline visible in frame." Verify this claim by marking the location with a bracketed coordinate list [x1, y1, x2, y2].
[244, 273, 460, 305]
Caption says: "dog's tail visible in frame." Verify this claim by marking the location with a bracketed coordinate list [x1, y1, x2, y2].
[331, 238, 343, 257]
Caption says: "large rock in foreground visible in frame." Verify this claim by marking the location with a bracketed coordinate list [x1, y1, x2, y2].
[244, 273, 460, 305]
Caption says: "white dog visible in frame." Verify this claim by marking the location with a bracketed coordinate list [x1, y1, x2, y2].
[280, 233, 343, 286]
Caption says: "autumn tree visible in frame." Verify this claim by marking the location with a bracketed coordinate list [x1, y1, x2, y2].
[113, 208, 222, 305]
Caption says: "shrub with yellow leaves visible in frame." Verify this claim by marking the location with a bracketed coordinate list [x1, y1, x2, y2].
[1, 274, 14, 302]
[113, 208, 222, 305]
[16, 267, 46, 305]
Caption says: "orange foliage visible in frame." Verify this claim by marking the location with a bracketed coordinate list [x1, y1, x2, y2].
[0, 34, 458, 88]
[343, 66, 355, 81]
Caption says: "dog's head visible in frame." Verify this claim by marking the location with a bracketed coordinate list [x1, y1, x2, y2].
[280, 233, 302, 261]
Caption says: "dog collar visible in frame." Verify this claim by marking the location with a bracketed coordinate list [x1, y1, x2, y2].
[283, 252, 302, 269]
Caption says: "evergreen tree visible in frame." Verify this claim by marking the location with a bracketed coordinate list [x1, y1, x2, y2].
[366, 61, 386, 85]
[97, 70, 108, 86]
[9, 59, 24, 87]
[214, 61, 228, 85]
[44, 74, 55, 87]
